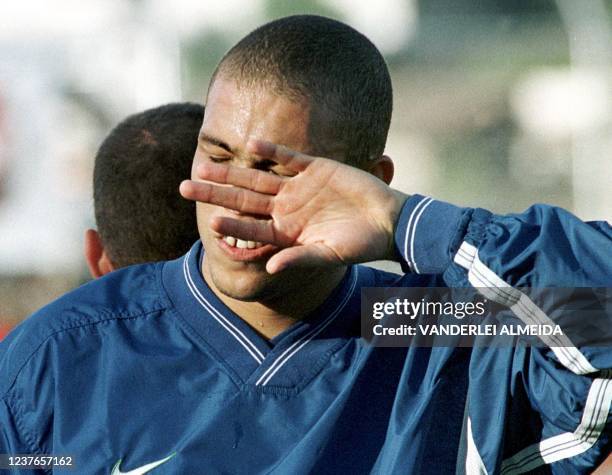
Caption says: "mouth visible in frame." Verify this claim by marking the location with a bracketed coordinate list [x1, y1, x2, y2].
[216, 235, 277, 262]
[223, 236, 264, 249]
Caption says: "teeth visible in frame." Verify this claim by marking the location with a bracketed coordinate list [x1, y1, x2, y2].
[223, 236, 264, 249]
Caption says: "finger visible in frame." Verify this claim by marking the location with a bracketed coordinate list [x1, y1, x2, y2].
[196, 161, 284, 195]
[210, 216, 292, 247]
[179, 180, 273, 215]
[266, 244, 341, 274]
[246, 139, 312, 173]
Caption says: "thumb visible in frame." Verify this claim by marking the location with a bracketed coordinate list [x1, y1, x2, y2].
[266, 244, 342, 274]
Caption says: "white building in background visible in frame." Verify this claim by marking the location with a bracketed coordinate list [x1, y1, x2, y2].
[0, 60, 85, 274]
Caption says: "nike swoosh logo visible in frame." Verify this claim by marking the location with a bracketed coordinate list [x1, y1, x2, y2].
[111, 453, 176, 475]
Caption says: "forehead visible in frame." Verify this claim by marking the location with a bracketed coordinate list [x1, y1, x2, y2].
[202, 77, 312, 154]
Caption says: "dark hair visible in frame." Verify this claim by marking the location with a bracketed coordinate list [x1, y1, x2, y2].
[213, 15, 392, 167]
[93, 103, 203, 267]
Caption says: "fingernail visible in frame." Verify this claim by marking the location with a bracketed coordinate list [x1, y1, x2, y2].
[247, 139, 272, 154]
[179, 180, 191, 195]
[245, 139, 260, 153]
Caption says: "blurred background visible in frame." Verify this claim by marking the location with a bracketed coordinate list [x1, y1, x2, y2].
[0, 0, 611, 336]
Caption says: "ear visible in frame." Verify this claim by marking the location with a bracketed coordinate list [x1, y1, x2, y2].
[365, 155, 394, 185]
[84, 229, 115, 278]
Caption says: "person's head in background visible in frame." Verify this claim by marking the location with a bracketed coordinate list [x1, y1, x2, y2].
[85, 102, 204, 278]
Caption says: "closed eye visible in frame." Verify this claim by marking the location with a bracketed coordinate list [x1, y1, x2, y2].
[209, 156, 231, 163]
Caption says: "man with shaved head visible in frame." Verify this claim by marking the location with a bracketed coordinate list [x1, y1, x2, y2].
[1, 16, 610, 474]
[85, 102, 203, 277]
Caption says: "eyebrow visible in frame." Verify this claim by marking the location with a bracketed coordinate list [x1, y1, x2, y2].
[198, 133, 234, 154]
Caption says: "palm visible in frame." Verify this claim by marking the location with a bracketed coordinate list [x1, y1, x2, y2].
[272, 160, 394, 258]
[180, 140, 407, 273]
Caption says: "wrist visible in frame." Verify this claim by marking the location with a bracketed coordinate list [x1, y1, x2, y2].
[382, 189, 410, 261]
[392, 195, 467, 274]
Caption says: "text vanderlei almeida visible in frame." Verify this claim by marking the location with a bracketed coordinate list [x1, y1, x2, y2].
[370, 298, 563, 337]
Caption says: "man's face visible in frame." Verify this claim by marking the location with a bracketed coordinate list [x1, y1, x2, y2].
[194, 76, 315, 301]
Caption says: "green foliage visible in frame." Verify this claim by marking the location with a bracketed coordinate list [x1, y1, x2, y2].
[263, 0, 342, 21]
[182, 31, 231, 101]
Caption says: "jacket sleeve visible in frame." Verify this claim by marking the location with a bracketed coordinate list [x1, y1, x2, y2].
[0, 397, 45, 475]
[393, 194, 612, 474]
[0, 326, 54, 475]
[1, 397, 24, 454]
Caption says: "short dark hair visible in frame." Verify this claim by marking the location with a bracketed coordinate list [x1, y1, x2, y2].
[93, 103, 203, 268]
[213, 15, 392, 167]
